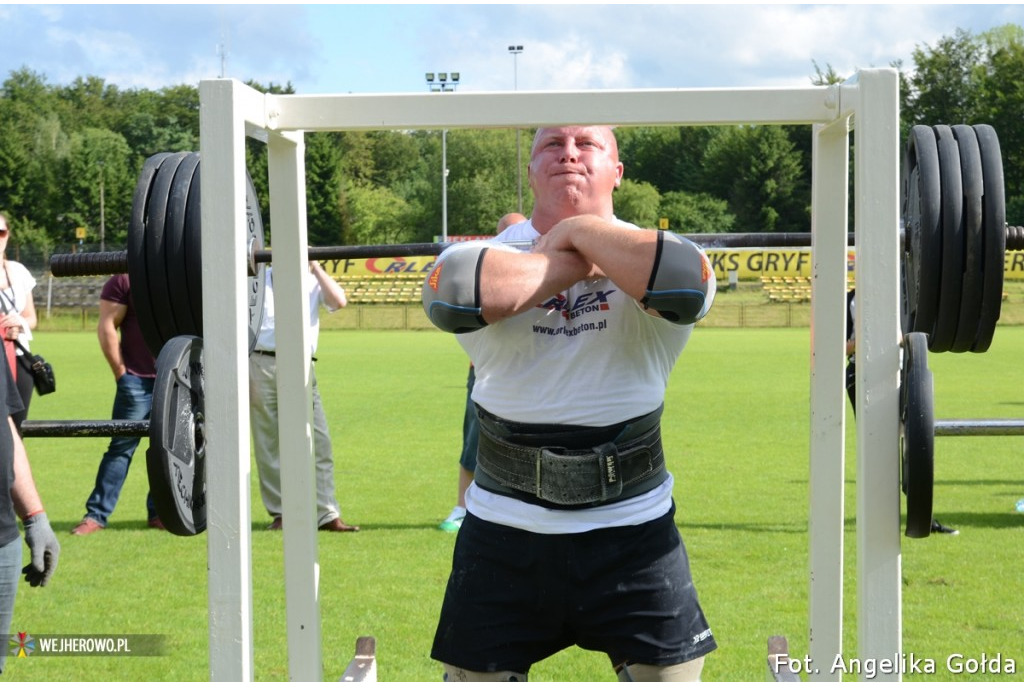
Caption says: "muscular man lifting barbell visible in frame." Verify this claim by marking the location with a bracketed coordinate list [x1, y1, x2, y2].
[422, 125, 716, 682]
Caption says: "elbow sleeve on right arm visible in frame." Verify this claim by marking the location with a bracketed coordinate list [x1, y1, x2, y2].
[422, 244, 490, 333]
[641, 231, 716, 324]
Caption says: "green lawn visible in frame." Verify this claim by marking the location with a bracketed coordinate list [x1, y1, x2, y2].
[4, 326, 1023, 681]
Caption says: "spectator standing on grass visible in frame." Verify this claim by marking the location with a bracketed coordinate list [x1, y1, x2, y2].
[250, 260, 359, 533]
[72, 274, 161, 535]
[0, 359, 60, 674]
[0, 213, 40, 435]
[423, 125, 717, 681]
[439, 212, 528, 533]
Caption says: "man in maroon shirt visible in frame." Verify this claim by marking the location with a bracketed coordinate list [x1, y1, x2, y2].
[72, 274, 161, 534]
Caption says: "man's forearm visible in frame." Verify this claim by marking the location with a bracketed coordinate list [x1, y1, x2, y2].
[98, 329, 124, 377]
[311, 261, 347, 310]
[478, 249, 592, 323]
[549, 216, 659, 303]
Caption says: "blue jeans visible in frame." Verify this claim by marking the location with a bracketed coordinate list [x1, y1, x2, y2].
[84, 373, 156, 526]
[0, 536, 22, 674]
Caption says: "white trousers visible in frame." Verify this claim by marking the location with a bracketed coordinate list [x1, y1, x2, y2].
[249, 353, 342, 526]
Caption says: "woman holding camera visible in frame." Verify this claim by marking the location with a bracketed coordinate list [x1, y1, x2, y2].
[0, 213, 39, 434]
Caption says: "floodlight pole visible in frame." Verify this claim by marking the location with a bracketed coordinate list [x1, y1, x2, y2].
[509, 45, 524, 214]
[425, 71, 460, 241]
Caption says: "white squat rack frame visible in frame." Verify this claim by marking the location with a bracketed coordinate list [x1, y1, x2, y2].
[197, 68, 902, 682]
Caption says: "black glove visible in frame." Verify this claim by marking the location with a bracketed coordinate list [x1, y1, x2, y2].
[22, 512, 60, 587]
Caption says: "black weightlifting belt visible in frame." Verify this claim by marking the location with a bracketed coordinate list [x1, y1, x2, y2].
[475, 404, 667, 509]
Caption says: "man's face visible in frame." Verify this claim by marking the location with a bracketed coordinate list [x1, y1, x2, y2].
[527, 126, 623, 208]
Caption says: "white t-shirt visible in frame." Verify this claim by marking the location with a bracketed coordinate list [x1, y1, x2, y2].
[453, 218, 714, 533]
[0, 261, 37, 353]
[253, 267, 327, 355]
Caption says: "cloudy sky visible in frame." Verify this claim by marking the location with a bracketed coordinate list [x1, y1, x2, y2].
[2, 4, 1024, 96]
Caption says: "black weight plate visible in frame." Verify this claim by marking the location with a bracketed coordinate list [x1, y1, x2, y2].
[128, 153, 173, 356]
[146, 335, 206, 536]
[902, 126, 943, 336]
[901, 167, 922, 335]
[931, 125, 964, 353]
[972, 124, 1006, 353]
[901, 332, 934, 538]
[184, 162, 204, 334]
[244, 171, 266, 356]
[950, 125, 984, 352]
[180, 162, 266, 355]
[163, 152, 201, 338]
[144, 152, 189, 354]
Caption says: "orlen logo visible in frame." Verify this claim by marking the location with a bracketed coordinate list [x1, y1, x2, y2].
[366, 257, 435, 274]
[537, 290, 617, 320]
[426, 263, 443, 292]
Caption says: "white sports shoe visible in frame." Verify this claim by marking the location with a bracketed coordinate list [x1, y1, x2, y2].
[439, 506, 466, 533]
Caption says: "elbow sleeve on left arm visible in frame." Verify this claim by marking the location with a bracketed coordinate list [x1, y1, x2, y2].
[641, 231, 716, 324]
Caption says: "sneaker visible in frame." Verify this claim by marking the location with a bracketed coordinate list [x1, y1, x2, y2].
[148, 517, 165, 531]
[71, 518, 104, 536]
[439, 506, 466, 533]
[931, 519, 959, 535]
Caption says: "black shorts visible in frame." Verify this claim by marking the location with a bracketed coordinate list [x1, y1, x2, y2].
[431, 503, 716, 674]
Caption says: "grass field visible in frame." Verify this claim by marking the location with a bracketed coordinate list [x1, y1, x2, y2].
[3, 325, 1023, 681]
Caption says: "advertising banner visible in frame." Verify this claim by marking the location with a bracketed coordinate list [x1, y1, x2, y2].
[320, 247, 1024, 281]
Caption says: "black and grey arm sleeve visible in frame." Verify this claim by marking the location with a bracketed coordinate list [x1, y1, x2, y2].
[640, 230, 716, 324]
[422, 243, 490, 333]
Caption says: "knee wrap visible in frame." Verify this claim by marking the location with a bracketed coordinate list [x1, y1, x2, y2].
[444, 664, 528, 682]
[616, 657, 705, 682]
[422, 243, 490, 333]
[641, 231, 716, 324]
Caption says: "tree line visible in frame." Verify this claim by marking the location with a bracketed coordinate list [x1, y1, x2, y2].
[2, 24, 1023, 269]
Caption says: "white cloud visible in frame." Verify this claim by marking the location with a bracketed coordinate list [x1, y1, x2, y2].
[3, 4, 1024, 95]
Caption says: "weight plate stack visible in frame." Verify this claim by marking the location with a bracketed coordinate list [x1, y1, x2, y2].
[128, 152, 268, 357]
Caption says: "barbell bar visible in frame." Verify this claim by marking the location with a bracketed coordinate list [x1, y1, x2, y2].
[933, 419, 1024, 436]
[23, 416, 1024, 440]
[20, 420, 149, 438]
[51, 233, 871, 279]
[49, 226, 1024, 281]
[49, 224, 1024, 279]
